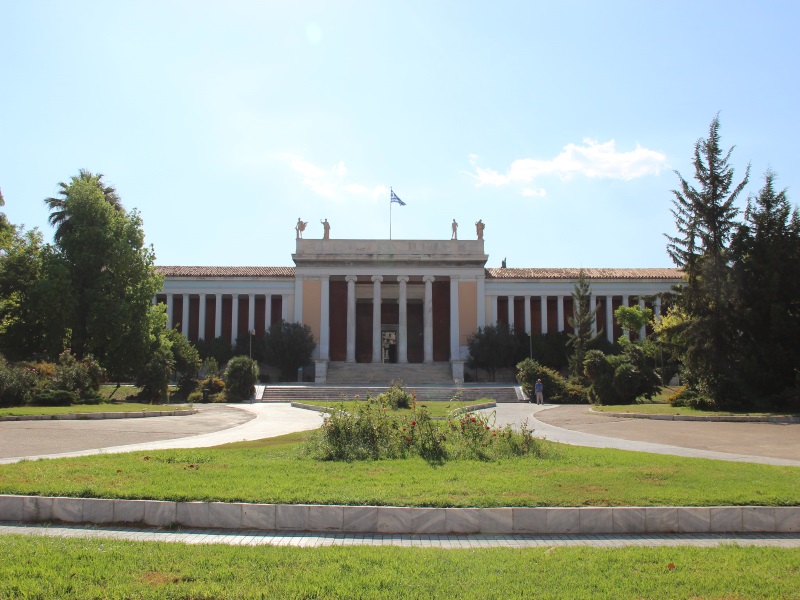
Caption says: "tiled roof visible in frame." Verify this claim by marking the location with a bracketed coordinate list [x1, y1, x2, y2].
[155, 266, 295, 277]
[485, 267, 683, 280]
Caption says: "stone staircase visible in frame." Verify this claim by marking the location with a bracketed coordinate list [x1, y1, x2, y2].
[261, 384, 521, 403]
[325, 362, 453, 385]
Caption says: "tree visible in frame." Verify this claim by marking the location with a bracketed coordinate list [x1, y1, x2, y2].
[164, 328, 201, 396]
[224, 355, 259, 400]
[730, 170, 800, 401]
[664, 116, 749, 404]
[466, 322, 521, 382]
[614, 305, 653, 340]
[263, 320, 316, 381]
[45, 172, 163, 380]
[566, 269, 601, 379]
[44, 170, 123, 244]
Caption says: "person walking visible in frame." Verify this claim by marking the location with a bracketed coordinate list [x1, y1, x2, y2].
[534, 379, 544, 405]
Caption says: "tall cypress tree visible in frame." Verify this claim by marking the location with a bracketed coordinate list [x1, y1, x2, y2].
[665, 115, 749, 404]
[731, 171, 800, 402]
[567, 269, 601, 379]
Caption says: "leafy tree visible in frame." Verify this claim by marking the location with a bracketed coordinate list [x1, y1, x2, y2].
[730, 170, 800, 402]
[466, 322, 521, 382]
[193, 336, 235, 366]
[164, 328, 201, 396]
[234, 331, 266, 362]
[224, 355, 259, 400]
[516, 358, 588, 404]
[0, 187, 14, 251]
[43, 172, 162, 379]
[583, 345, 660, 405]
[263, 320, 316, 381]
[613, 304, 653, 340]
[664, 115, 749, 404]
[44, 169, 123, 244]
[136, 305, 174, 403]
[566, 269, 601, 379]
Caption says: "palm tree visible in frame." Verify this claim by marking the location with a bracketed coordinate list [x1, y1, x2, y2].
[44, 169, 124, 243]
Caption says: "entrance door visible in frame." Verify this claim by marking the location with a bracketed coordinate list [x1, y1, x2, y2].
[381, 329, 397, 363]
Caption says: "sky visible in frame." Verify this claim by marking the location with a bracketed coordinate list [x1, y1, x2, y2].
[2, 1, 799, 269]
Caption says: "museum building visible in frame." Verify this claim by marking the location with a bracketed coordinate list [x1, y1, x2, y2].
[155, 237, 682, 383]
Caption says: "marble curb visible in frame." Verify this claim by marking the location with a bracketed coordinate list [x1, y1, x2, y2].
[0, 409, 196, 422]
[1, 495, 799, 535]
[590, 408, 800, 424]
[291, 401, 497, 421]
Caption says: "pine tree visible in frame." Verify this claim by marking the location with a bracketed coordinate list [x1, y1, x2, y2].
[731, 170, 800, 401]
[665, 115, 749, 404]
[567, 269, 601, 379]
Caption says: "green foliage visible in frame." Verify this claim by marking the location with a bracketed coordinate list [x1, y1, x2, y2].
[262, 320, 315, 381]
[193, 337, 234, 366]
[516, 358, 588, 404]
[164, 328, 201, 397]
[200, 376, 225, 395]
[234, 331, 266, 362]
[566, 270, 602, 379]
[583, 345, 660, 405]
[667, 385, 716, 410]
[376, 380, 414, 409]
[730, 170, 800, 405]
[0, 360, 40, 407]
[135, 306, 174, 403]
[51, 350, 105, 396]
[304, 397, 544, 463]
[201, 357, 220, 378]
[614, 304, 653, 338]
[466, 322, 522, 381]
[29, 389, 79, 407]
[223, 355, 258, 400]
[529, 331, 570, 371]
[665, 115, 749, 405]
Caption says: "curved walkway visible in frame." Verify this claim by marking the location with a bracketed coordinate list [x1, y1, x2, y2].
[489, 404, 800, 467]
[0, 403, 324, 464]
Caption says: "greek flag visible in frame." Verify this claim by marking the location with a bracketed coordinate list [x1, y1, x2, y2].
[390, 190, 406, 206]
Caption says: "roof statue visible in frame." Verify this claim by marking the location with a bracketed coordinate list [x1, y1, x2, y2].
[451, 219, 458, 240]
[321, 218, 330, 240]
[475, 219, 485, 240]
[295, 218, 307, 239]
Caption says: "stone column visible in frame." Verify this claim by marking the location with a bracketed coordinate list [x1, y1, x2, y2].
[622, 295, 630, 340]
[605, 295, 614, 343]
[639, 298, 647, 340]
[166, 294, 174, 329]
[231, 294, 239, 345]
[423, 275, 435, 363]
[490, 295, 498, 325]
[371, 275, 383, 363]
[198, 294, 206, 341]
[293, 276, 303, 323]
[476, 276, 486, 328]
[319, 276, 330, 360]
[345, 275, 357, 363]
[524, 296, 531, 335]
[181, 295, 190, 336]
[152, 295, 157, 305]
[590, 294, 597, 337]
[450, 276, 460, 361]
[540, 295, 548, 334]
[264, 294, 272, 333]
[282, 294, 292, 321]
[507, 296, 515, 330]
[557, 295, 565, 332]
[654, 296, 662, 318]
[247, 293, 255, 333]
[397, 276, 409, 363]
[214, 293, 222, 338]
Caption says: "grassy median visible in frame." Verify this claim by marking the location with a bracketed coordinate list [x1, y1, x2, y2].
[1, 431, 798, 507]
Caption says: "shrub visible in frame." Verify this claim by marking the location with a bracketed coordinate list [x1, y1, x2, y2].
[0, 363, 40, 407]
[376, 381, 414, 409]
[30, 389, 79, 407]
[668, 385, 716, 410]
[224, 356, 259, 400]
[136, 344, 174, 403]
[583, 344, 660, 405]
[263, 320, 315, 381]
[200, 376, 225, 395]
[516, 358, 589, 404]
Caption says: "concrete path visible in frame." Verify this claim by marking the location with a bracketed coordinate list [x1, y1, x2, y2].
[2, 522, 798, 548]
[0, 403, 324, 464]
[488, 404, 800, 467]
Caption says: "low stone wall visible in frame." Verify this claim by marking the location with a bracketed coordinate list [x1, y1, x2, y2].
[1, 495, 798, 534]
[0, 410, 195, 422]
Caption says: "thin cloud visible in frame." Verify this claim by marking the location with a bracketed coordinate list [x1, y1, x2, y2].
[469, 139, 667, 195]
[284, 155, 387, 202]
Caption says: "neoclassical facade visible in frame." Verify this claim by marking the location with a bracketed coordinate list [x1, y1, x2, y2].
[156, 238, 682, 382]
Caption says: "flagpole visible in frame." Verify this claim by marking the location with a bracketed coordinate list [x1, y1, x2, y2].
[389, 187, 393, 240]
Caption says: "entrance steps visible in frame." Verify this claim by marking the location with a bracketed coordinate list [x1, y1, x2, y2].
[325, 362, 453, 385]
[261, 384, 521, 403]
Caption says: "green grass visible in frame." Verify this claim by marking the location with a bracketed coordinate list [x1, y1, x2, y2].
[0, 402, 182, 418]
[299, 399, 488, 418]
[1, 535, 798, 599]
[1, 432, 798, 507]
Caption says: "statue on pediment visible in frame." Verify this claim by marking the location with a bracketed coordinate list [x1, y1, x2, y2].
[475, 219, 485, 240]
[295, 218, 307, 239]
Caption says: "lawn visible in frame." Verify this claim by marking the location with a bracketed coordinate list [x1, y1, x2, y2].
[298, 399, 489, 418]
[1, 431, 798, 507]
[0, 402, 183, 418]
[1, 535, 799, 599]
